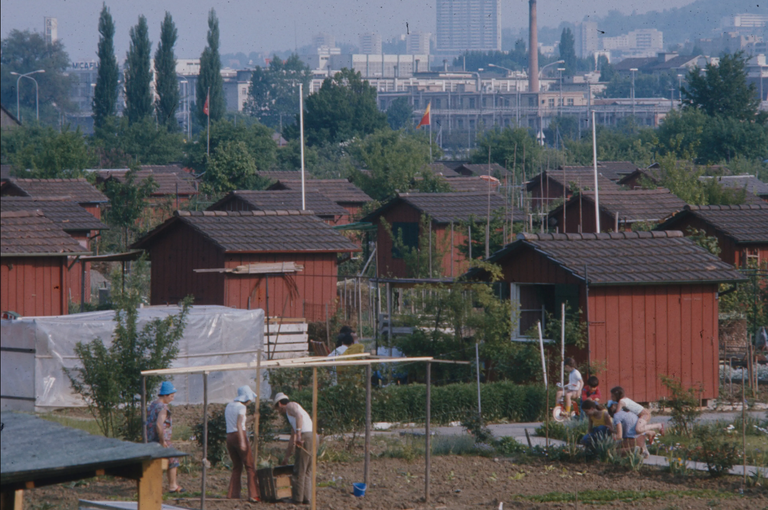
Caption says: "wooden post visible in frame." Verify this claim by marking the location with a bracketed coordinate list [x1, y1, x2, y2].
[742, 370, 747, 487]
[141, 376, 147, 444]
[537, 321, 549, 449]
[450, 222, 454, 277]
[325, 304, 331, 351]
[137, 458, 164, 510]
[201, 372, 208, 510]
[425, 361, 432, 502]
[364, 364, 372, 487]
[475, 342, 482, 418]
[253, 350, 262, 462]
[311, 367, 318, 510]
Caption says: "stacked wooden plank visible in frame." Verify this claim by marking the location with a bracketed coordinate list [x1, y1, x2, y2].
[265, 319, 308, 360]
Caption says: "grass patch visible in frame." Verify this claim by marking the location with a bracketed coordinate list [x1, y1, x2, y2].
[38, 414, 104, 436]
[431, 435, 478, 456]
[517, 489, 736, 504]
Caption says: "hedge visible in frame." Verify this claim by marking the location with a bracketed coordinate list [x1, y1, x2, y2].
[291, 381, 549, 434]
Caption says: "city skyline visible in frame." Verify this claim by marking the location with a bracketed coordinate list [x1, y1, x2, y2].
[2, 0, 701, 61]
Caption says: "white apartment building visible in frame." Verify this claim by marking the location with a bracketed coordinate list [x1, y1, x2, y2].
[601, 29, 663, 57]
[576, 21, 599, 59]
[359, 33, 383, 55]
[406, 32, 431, 55]
[435, 0, 501, 54]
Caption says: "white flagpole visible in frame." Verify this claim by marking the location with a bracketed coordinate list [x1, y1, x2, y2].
[206, 87, 211, 157]
[592, 110, 600, 233]
[299, 83, 306, 211]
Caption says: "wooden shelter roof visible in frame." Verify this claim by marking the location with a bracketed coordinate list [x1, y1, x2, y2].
[473, 230, 746, 285]
[656, 204, 768, 244]
[362, 192, 517, 224]
[133, 210, 360, 254]
[96, 169, 198, 196]
[1, 210, 91, 256]
[4, 178, 108, 203]
[549, 189, 687, 223]
[208, 190, 348, 217]
[1, 197, 108, 232]
[268, 179, 372, 204]
[526, 169, 620, 192]
[445, 176, 501, 193]
[699, 175, 768, 198]
[1, 412, 184, 490]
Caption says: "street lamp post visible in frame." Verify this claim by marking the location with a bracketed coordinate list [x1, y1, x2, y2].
[677, 74, 684, 102]
[557, 67, 565, 115]
[11, 69, 45, 121]
[180, 79, 191, 139]
[630, 68, 638, 118]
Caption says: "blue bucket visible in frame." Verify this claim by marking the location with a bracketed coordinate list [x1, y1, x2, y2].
[353, 483, 367, 497]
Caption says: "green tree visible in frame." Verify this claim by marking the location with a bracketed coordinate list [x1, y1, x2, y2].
[247, 54, 311, 131]
[1, 30, 73, 125]
[185, 119, 278, 174]
[100, 117, 184, 165]
[386, 97, 414, 130]
[154, 12, 179, 130]
[559, 28, 577, 74]
[124, 15, 154, 124]
[67, 256, 192, 440]
[698, 115, 768, 163]
[201, 140, 267, 193]
[472, 127, 542, 183]
[196, 8, 225, 125]
[1, 124, 96, 178]
[654, 154, 746, 205]
[301, 68, 387, 145]
[682, 52, 759, 120]
[102, 167, 158, 249]
[348, 129, 435, 200]
[93, 3, 120, 130]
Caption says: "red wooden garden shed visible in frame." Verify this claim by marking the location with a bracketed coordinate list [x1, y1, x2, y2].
[132, 210, 359, 321]
[656, 204, 768, 268]
[1, 198, 108, 305]
[1, 210, 91, 317]
[267, 179, 372, 223]
[471, 231, 746, 403]
[526, 168, 619, 211]
[547, 189, 686, 234]
[363, 192, 520, 279]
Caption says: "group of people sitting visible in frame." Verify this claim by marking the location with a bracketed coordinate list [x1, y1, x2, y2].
[557, 358, 664, 456]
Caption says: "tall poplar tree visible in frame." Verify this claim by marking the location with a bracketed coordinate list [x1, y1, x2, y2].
[196, 8, 225, 125]
[124, 15, 153, 124]
[559, 28, 577, 75]
[154, 12, 180, 130]
[92, 3, 119, 129]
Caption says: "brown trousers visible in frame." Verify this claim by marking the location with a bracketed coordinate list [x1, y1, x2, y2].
[226, 432, 259, 500]
[292, 432, 313, 504]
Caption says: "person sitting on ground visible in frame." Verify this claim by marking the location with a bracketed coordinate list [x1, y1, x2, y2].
[609, 386, 663, 438]
[275, 392, 313, 505]
[225, 385, 260, 502]
[580, 399, 612, 450]
[147, 381, 183, 493]
[556, 358, 583, 416]
[582, 375, 601, 403]
[609, 401, 647, 456]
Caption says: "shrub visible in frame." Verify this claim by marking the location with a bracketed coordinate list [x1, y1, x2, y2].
[494, 436, 526, 455]
[659, 375, 702, 437]
[695, 432, 740, 477]
[461, 411, 494, 443]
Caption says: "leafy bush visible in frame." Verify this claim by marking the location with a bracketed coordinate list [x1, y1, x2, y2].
[659, 375, 702, 437]
[494, 436, 526, 455]
[461, 411, 494, 443]
[535, 420, 588, 442]
[695, 432, 740, 477]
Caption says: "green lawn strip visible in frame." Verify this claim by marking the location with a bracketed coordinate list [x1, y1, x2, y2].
[38, 414, 104, 436]
[516, 489, 736, 504]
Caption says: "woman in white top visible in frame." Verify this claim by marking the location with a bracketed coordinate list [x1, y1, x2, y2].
[610, 386, 663, 436]
[556, 358, 583, 415]
[224, 385, 260, 501]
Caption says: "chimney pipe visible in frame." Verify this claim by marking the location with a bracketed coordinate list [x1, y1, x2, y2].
[529, 0, 539, 93]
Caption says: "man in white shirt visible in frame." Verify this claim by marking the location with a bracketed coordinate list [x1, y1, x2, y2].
[275, 392, 313, 505]
[225, 385, 259, 501]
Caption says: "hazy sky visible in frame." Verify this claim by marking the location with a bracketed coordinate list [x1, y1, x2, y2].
[2, 0, 698, 62]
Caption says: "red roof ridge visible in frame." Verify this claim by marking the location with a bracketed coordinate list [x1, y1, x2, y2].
[517, 231, 684, 241]
[687, 204, 767, 211]
[175, 209, 315, 218]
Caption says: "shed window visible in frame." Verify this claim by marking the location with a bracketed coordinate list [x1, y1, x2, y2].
[391, 222, 419, 259]
[510, 283, 579, 340]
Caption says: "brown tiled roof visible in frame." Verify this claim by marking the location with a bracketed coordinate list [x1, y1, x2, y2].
[141, 165, 196, 181]
[526, 169, 620, 192]
[207, 190, 348, 217]
[423, 163, 460, 177]
[1, 210, 91, 256]
[480, 231, 746, 285]
[454, 163, 506, 176]
[699, 175, 768, 198]
[5, 178, 108, 203]
[552, 189, 687, 223]
[97, 169, 198, 196]
[656, 205, 768, 244]
[1, 197, 108, 232]
[258, 170, 313, 182]
[596, 161, 639, 179]
[446, 176, 501, 193]
[617, 167, 661, 186]
[268, 179, 371, 204]
[133, 210, 360, 253]
[364, 192, 521, 224]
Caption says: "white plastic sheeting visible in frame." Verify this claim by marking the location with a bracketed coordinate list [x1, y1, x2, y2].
[0, 305, 269, 410]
